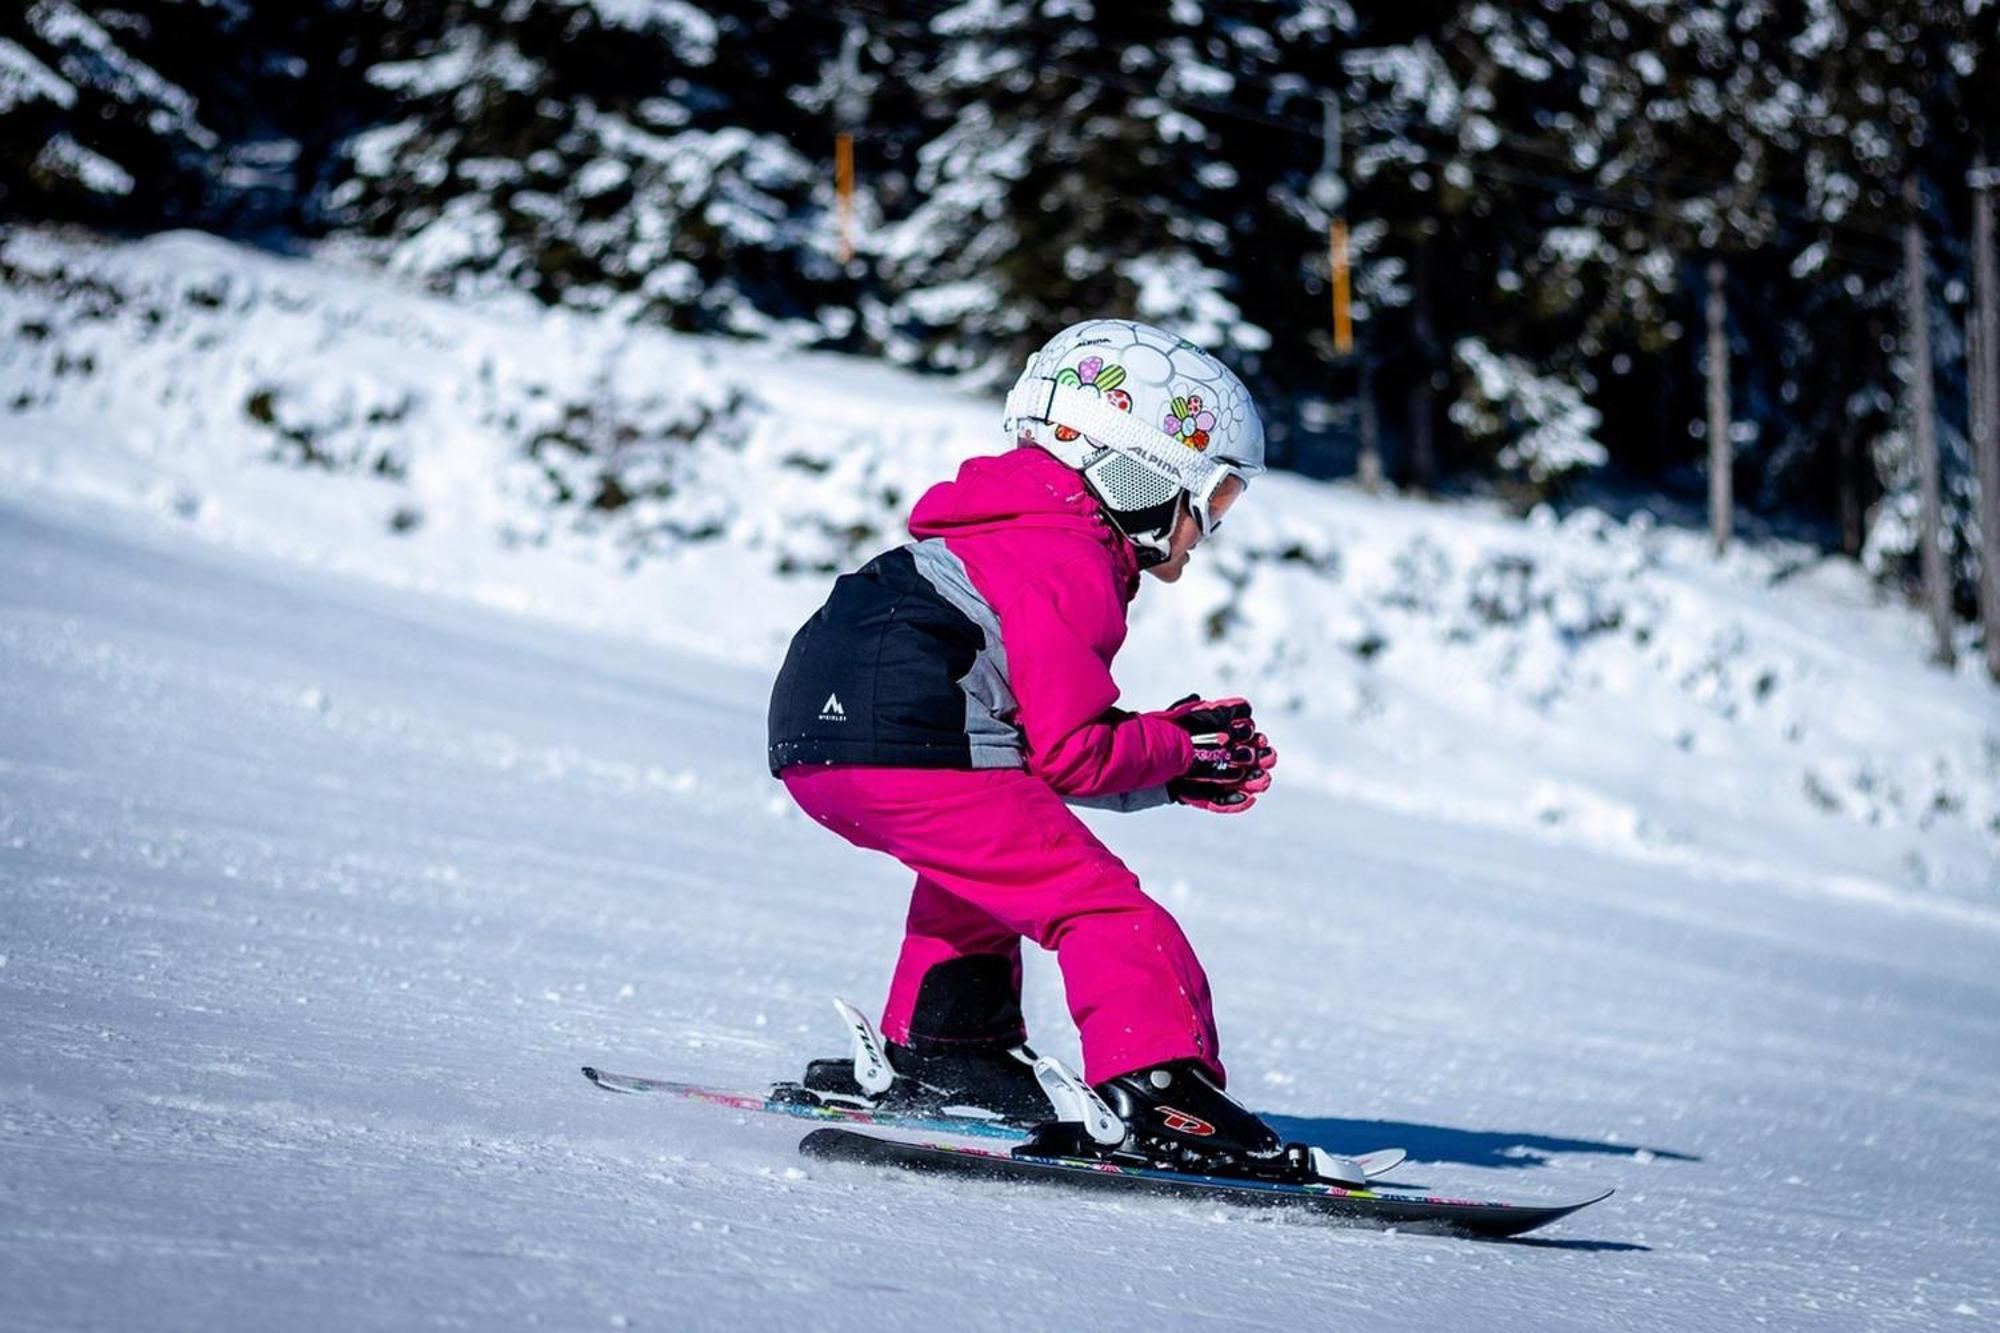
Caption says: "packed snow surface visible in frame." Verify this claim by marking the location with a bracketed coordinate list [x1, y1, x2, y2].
[3, 230, 1998, 1330]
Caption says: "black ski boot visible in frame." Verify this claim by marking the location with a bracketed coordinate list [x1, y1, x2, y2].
[787, 958, 1052, 1125]
[794, 1039, 1049, 1125]
[782, 961, 1054, 1124]
[1028, 1059, 1325, 1182]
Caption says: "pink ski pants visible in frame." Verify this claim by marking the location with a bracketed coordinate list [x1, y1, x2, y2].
[781, 764, 1224, 1086]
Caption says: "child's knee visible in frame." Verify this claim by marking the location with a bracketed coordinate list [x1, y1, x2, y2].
[1030, 873, 1178, 952]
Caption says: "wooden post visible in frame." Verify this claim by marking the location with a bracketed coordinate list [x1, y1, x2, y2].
[833, 20, 862, 271]
[1902, 174, 1955, 667]
[1330, 218, 1353, 356]
[1705, 256, 1733, 556]
[835, 132, 855, 265]
[1973, 144, 2000, 681]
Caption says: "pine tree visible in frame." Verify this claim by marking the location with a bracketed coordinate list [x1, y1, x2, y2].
[0, 1, 415, 236]
[876, 0, 1274, 378]
[322, 0, 848, 334]
[1341, 3, 1616, 496]
[0, 0, 224, 227]
[1796, 0, 1983, 640]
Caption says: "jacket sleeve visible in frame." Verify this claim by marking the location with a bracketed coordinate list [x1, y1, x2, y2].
[1064, 784, 1177, 813]
[998, 558, 1192, 799]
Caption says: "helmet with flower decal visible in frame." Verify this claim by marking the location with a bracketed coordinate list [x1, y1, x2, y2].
[1002, 319, 1266, 567]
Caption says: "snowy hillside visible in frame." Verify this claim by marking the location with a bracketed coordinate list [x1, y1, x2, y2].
[3, 228, 1994, 903]
[3, 230, 1999, 1329]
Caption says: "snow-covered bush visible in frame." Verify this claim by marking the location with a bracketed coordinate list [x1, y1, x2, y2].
[0, 227, 931, 575]
[2, 229, 1994, 898]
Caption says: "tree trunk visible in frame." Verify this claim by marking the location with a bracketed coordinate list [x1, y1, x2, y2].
[1829, 316, 1864, 557]
[1837, 409, 1864, 558]
[1406, 232, 1437, 494]
[1973, 145, 2000, 682]
[1705, 256, 1733, 556]
[1902, 174, 1955, 667]
[1357, 349, 1384, 494]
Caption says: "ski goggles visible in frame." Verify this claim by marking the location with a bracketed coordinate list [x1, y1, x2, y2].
[1189, 460, 1258, 537]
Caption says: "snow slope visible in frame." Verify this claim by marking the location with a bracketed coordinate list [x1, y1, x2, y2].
[5, 490, 1999, 1332]
[3, 230, 1999, 1329]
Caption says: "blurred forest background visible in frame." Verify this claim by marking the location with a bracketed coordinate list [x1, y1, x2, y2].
[3, 0, 1998, 662]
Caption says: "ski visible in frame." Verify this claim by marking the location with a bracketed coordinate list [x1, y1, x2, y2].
[797, 1128, 1611, 1238]
[580, 1066, 1407, 1179]
[581, 1065, 1035, 1142]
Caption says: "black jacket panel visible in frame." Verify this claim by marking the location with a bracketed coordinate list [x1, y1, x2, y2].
[769, 546, 995, 772]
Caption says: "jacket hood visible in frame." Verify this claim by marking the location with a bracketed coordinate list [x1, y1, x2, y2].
[907, 444, 1140, 592]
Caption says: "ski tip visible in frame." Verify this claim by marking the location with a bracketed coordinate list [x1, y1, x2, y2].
[1542, 1186, 1616, 1218]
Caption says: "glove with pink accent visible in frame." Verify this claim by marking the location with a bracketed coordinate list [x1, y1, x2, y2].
[1158, 694, 1277, 814]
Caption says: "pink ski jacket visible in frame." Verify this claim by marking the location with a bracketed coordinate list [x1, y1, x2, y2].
[767, 445, 1192, 802]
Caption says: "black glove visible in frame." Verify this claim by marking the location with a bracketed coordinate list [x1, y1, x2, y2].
[1157, 694, 1277, 814]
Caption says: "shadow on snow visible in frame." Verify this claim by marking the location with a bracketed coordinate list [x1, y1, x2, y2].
[1262, 1112, 1700, 1172]
[1494, 1236, 1654, 1253]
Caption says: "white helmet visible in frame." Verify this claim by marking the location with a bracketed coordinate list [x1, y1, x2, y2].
[1003, 319, 1266, 565]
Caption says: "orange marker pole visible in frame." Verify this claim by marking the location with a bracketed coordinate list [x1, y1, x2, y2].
[836, 132, 855, 265]
[1330, 217, 1353, 356]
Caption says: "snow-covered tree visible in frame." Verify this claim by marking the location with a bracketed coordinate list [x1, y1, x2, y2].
[0, 1, 402, 235]
[323, 0, 849, 336]
[4, 0, 1996, 636]
[0, 1, 221, 225]
[1450, 335, 1606, 500]
[873, 0, 1281, 377]
[1792, 0, 1987, 622]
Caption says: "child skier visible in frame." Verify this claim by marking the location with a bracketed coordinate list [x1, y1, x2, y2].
[768, 319, 1300, 1179]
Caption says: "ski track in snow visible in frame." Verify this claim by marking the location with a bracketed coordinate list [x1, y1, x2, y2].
[3, 495, 1998, 1331]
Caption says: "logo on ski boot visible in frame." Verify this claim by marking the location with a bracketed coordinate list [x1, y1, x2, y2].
[1157, 1106, 1216, 1136]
